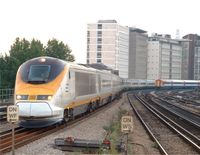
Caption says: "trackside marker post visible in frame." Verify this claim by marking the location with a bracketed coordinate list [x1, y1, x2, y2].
[121, 115, 133, 155]
[7, 105, 19, 155]
[121, 115, 133, 133]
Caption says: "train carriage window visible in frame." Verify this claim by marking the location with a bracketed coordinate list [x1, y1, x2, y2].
[101, 74, 111, 88]
[75, 71, 96, 97]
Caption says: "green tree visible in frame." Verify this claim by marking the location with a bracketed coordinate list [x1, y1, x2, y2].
[9, 38, 44, 63]
[3, 55, 20, 87]
[9, 38, 31, 63]
[30, 39, 44, 57]
[0, 54, 20, 88]
[45, 39, 75, 61]
[1, 37, 75, 88]
[0, 55, 6, 88]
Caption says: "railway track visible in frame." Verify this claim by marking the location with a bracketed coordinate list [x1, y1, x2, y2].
[145, 94, 200, 143]
[164, 95, 200, 115]
[0, 97, 119, 154]
[152, 97, 200, 127]
[127, 92, 200, 155]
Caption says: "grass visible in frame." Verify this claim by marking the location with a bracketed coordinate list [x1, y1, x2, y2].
[100, 109, 129, 154]
[151, 142, 159, 149]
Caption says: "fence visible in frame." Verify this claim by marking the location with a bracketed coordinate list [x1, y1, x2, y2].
[0, 88, 14, 104]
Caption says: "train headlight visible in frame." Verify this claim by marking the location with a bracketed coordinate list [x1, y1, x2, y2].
[37, 95, 52, 100]
[16, 95, 28, 100]
[47, 95, 52, 100]
[39, 58, 46, 63]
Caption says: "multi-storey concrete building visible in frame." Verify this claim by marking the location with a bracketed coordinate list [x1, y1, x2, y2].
[194, 40, 200, 80]
[147, 34, 182, 80]
[180, 39, 190, 80]
[128, 28, 148, 79]
[87, 20, 195, 80]
[87, 20, 129, 78]
[183, 34, 200, 80]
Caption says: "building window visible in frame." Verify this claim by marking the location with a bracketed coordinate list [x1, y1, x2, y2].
[97, 59, 101, 63]
[195, 40, 200, 46]
[97, 52, 101, 58]
[98, 24, 102, 29]
[87, 52, 90, 59]
[87, 45, 90, 51]
[87, 38, 90, 44]
[97, 45, 102, 51]
[97, 31, 102, 37]
[97, 38, 102, 44]
[87, 31, 90, 37]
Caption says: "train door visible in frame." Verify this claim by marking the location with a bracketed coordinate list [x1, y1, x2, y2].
[68, 70, 75, 100]
[98, 74, 101, 94]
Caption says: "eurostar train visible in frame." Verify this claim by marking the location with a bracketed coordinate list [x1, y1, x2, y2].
[14, 57, 123, 128]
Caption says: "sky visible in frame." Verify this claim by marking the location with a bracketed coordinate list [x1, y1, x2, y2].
[0, 0, 199, 63]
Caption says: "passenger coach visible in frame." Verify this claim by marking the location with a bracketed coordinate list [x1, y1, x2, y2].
[155, 79, 200, 87]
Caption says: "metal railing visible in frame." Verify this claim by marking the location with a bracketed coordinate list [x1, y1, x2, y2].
[0, 88, 14, 104]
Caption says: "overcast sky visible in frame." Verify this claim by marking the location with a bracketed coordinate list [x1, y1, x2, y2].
[0, 0, 199, 63]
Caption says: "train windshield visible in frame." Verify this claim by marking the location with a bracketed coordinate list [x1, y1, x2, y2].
[28, 65, 51, 83]
[19, 57, 65, 84]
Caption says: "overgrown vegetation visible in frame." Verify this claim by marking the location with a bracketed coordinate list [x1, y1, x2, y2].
[99, 108, 128, 154]
[151, 142, 159, 149]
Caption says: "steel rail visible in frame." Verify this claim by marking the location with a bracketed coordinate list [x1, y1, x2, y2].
[144, 97, 200, 146]
[156, 98, 200, 126]
[141, 95, 200, 145]
[135, 94, 200, 153]
[127, 93, 168, 155]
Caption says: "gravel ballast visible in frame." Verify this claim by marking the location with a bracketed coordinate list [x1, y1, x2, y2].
[5, 97, 126, 155]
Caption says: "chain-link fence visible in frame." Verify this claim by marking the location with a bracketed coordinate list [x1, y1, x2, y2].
[0, 88, 14, 104]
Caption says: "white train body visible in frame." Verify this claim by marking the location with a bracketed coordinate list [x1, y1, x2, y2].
[14, 57, 123, 128]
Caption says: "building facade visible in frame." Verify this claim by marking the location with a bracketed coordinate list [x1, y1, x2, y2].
[147, 34, 182, 80]
[87, 20, 129, 78]
[194, 40, 200, 80]
[86, 20, 196, 80]
[128, 28, 148, 79]
[183, 34, 200, 80]
[180, 40, 190, 80]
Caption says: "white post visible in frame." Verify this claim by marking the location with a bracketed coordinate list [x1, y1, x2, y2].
[12, 123, 15, 155]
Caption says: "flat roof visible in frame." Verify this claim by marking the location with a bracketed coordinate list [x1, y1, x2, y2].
[98, 20, 117, 23]
[129, 27, 147, 33]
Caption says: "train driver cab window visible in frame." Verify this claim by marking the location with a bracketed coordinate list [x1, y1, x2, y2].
[28, 65, 51, 83]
